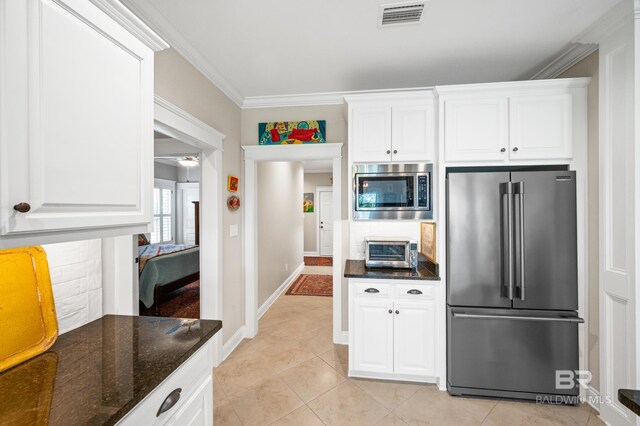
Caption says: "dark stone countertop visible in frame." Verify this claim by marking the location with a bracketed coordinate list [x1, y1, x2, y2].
[0, 315, 222, 426]
[619, 389, 640, 417]
[344, 259, 440, 281]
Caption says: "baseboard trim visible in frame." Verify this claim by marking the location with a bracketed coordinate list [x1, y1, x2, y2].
[257, 262, 305, 319]
[585, 385, 601, 412]
[304, 251, 319, 256]
[222, 326, 245, 361]
[336, 331, 349, 345]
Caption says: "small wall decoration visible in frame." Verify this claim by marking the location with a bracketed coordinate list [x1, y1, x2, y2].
[303, 193, 314, 213]
[227, 195, 240, 211]
[420, 222, 436, 263]
[227, 175, 239, 192]
[259, 120, 327, 145]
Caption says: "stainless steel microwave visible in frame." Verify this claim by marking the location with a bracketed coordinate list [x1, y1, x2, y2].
[365, 237, 418, 269]
[353, 163, 433, 220]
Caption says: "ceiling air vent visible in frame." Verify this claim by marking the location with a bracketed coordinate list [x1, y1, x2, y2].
[378, 1, 428, 28]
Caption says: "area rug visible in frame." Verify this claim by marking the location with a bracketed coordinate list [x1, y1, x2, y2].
[304, 256, 333, 266]
[286, 274, 333, 297]
[140, 280, 200, 319]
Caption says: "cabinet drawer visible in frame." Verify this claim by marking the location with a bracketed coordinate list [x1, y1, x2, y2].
[353, 282, 392, 297]
[118, 342, 212, 425]
[394, 284, 435, 300]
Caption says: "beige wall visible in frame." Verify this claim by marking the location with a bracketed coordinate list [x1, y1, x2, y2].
[303, 172, 332, 253]
[257, 161, 304, 306]
[558, 51, 599, 391]
[154, 48, 244, 344]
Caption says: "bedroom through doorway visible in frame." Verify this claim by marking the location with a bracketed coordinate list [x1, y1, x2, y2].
[138, 130, 202, 319]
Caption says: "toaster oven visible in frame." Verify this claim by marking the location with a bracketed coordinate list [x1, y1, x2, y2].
[365, 237, 418, 269]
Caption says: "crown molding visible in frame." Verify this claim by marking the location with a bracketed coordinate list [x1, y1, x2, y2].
[88, 0, 168, 51]
[573, 0, 632, 44]
[242, 87, 434, 109]
[529, 42, 598, 80]
[120, 0, 245, 107]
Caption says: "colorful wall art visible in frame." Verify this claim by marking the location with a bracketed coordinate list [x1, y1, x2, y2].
[259, 121, 327, 145]
[303, 193, 314, 213]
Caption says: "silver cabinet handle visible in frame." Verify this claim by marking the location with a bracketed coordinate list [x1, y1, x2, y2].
[515, 182, 525, 301]
[453, 313, 584, 323]
[407, 289, 422, 295]
[513, 147, 519, 152]
[157, 388, 181, 416]
[500, 148, 506, 153]
[364, 288, 380, 293]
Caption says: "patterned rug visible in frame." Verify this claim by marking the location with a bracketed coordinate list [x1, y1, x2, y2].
[140, 280, 200, 319]
[304, 256, 333, 266]
[286, 274, 333, 297]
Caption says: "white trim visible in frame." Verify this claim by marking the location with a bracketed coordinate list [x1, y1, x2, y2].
[257, 262, 304, 319]
[573, 1, 633, 44]
[586, 386, 602, 413]
[88, 0, 169, 51]
[348, 370, 438, 385]
[530, 43, 598, 80]
[304, 251, 319, 256]
[337, 331, 349, 345]
[243, 87, 434, 109]
[119, 0, 244, 107]
[222, 326, 245, 362]
[316, 186, 333, 256]
[242, 143, 344, 345]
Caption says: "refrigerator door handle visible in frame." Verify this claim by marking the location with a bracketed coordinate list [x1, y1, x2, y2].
[515, 181, 525, 301]
[452, 313, 584, 323]
[500, 182, 515, 300]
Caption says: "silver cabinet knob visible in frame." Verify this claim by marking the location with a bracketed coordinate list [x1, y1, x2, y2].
[386, 150, 391, 154]
[393, 150, 397, 154]
[500, 148, 506, 153]
[388, 309, 392, 314]
[513, 147, 519, 152]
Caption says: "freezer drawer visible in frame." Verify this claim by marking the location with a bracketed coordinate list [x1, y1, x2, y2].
[447, 307, 580, 398]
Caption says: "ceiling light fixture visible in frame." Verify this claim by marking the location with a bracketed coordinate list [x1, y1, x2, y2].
[178, 156, 199, 167]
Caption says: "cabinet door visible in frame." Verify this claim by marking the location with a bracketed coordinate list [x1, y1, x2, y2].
[391, 104, 433, 162]
[165, 376, 213, 426]
[443, 98, 508, 162]
[509, 94, 573, 160]
[351, 106, 392, 163]
[0, 0, 153, 236]
[393, 299, 435, 377]
[352, 296, 394, 374]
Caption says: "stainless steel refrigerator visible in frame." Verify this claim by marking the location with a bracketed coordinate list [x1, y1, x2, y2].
[446, 168, 583, 402]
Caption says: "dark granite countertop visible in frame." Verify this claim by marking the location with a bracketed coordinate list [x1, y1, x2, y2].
[619, 389, 640, 416]
[0, 315, 222, 426]
[344, 259, 440, 281]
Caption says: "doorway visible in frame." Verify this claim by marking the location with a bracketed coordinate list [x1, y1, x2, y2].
[243, 143, 344, 344]
[317, 187, 333, 257]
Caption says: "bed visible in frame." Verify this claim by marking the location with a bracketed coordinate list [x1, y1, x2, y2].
[138, 242, 200, 315]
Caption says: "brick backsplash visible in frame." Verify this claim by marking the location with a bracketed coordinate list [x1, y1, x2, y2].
[43, 239, 102, 334]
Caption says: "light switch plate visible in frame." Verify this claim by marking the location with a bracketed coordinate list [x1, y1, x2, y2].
[230, 224, 239, 237]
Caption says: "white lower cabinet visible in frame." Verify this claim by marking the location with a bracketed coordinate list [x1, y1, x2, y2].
[349, 280, 436, 382]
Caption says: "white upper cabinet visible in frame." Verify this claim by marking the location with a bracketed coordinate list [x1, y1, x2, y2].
[443, 97, 508, 162]
[509, 94, 573, 160]
[351, 106, 393, 163]
[438, 79, 588, 164]
[0, 0, 167, 246]
[347, 93, 435, 163]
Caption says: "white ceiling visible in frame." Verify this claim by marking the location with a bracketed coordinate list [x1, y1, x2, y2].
[127, 0, 620, 101]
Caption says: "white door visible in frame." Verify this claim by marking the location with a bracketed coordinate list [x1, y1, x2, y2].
[393, 299, 435, 377]
[179, 185, 199, 245]
[352, 297, 394, 374]
[443, 97, 508, 162]
[0, 0, 154, 236]
[351, 106, 392, 163]
[319, 190, 333, 256]
[391, 104, 434, 162]
[509, 94, 573, 160]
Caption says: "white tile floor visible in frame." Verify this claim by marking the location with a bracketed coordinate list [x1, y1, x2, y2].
[214, 267, 603, 425]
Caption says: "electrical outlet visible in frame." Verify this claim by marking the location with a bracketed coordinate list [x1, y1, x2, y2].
[285, 263, 288, 272]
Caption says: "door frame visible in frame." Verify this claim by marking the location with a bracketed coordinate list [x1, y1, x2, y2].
[316, 185, 333, 256]
[154, 96, 225, 365]
[243, 143, 344, 344]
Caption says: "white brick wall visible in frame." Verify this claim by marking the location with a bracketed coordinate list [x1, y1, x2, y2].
[42, 239, 102, 334]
